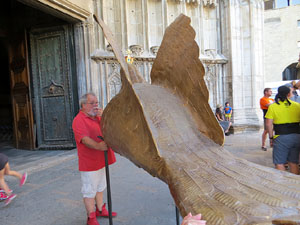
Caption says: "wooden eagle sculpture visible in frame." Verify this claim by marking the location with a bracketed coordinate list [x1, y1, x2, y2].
[94, 14, 300, 225]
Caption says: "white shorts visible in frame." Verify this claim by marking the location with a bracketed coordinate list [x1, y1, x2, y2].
[80, 168, 106, 198]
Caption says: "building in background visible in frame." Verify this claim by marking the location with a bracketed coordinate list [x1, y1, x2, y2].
[91, 0, 265, 131]
[0, 0, 264, 150]
[264, 0, 300, 81]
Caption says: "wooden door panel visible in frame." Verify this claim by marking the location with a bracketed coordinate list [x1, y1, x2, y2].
[9, 32, 35, 149]
[30, 26, 75, 149]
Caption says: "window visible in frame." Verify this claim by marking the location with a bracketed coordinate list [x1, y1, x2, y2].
[298, 20, 300, 27]
[264, 0, 275, 9]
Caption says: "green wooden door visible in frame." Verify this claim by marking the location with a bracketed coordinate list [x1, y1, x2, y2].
[29, 25, 76, 149]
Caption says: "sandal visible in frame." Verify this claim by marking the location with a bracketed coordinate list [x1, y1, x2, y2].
[261, 147, 267, 151]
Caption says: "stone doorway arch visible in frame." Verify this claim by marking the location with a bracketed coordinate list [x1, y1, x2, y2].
[282, 62, 300, 80]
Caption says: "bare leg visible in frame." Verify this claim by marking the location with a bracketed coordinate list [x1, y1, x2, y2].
[4, 162, 22, 180]
[0, 166, 11, 196]
[275, 164, 286, 171]
[83, 197, 96, 215]
[262, 130, 268, 147]
[95, 191, 104, 209]
[288, 162, 299, 175]
[225, 122, 232, 133]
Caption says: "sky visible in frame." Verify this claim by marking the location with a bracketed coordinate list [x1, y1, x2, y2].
[276, 0, 300, 8]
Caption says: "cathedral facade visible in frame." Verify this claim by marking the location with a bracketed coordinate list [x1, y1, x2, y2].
[0, 0, 264, 149]
[88, 0, 265, 129]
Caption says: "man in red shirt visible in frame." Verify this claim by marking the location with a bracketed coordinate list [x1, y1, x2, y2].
[260, 88, 274, 151]
[72, 93, 117, 225]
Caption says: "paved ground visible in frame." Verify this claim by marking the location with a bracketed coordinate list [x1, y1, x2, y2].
[0, 131, 274, 225]
[225, 131, 273, 168]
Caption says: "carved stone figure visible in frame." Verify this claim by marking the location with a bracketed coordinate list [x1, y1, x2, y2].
[94, 14, 300, 225]
[129, 44, 144, 56]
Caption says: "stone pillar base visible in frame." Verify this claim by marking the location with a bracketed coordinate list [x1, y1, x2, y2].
[230, 124, 261, 134]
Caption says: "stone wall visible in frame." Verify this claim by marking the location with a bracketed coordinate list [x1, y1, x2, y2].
[35, 0, 265, 127]
[264, 4, 300, 81]
[90, 0, 228, 111]
[220, 0, 264, 126]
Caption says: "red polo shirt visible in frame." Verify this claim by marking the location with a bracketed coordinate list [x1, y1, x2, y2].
[72, 111, 116, 171]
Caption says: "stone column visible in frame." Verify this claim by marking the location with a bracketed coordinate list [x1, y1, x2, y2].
[74, 22, 89, 99]
[222, 0, 264, 129]
[74, 16, 105, 102]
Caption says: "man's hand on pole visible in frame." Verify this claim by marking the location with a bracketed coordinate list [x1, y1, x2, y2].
[82, 136, 108, 151]
[97, 141, 108, 151]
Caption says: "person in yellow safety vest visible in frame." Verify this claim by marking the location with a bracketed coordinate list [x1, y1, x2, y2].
[265, 85, 300, 174]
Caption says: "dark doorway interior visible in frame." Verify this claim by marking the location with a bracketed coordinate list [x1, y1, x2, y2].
[282, 63, 300, 80]
[0, 0, 77, 150]
[0, 40, 13, 147]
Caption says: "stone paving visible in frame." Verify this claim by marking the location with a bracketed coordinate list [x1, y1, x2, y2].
[0, 131, 275, 225]
[225, 131, 274, 168]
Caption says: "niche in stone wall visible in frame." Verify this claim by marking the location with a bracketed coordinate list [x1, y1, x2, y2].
[148, 0, 163, 48]
[103, 0, 123, 49]
[186, 3, 200, 46]
[166, 0, 182, 25]
[204, 64, 217, 107]
[202, 5, 217, 51]
[108, 63, 121, 101]
[131, 60, 153, 83]
[126, 0, 144, 47]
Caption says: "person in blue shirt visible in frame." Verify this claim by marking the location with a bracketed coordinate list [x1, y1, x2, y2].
[215, 104, 232, 136]
[224, 102, 232, 121]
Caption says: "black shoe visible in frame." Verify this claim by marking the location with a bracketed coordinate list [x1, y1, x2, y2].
[225, 132, 230, 136]
[285, 164, 289, 170]
[261, 147, 267, 151]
